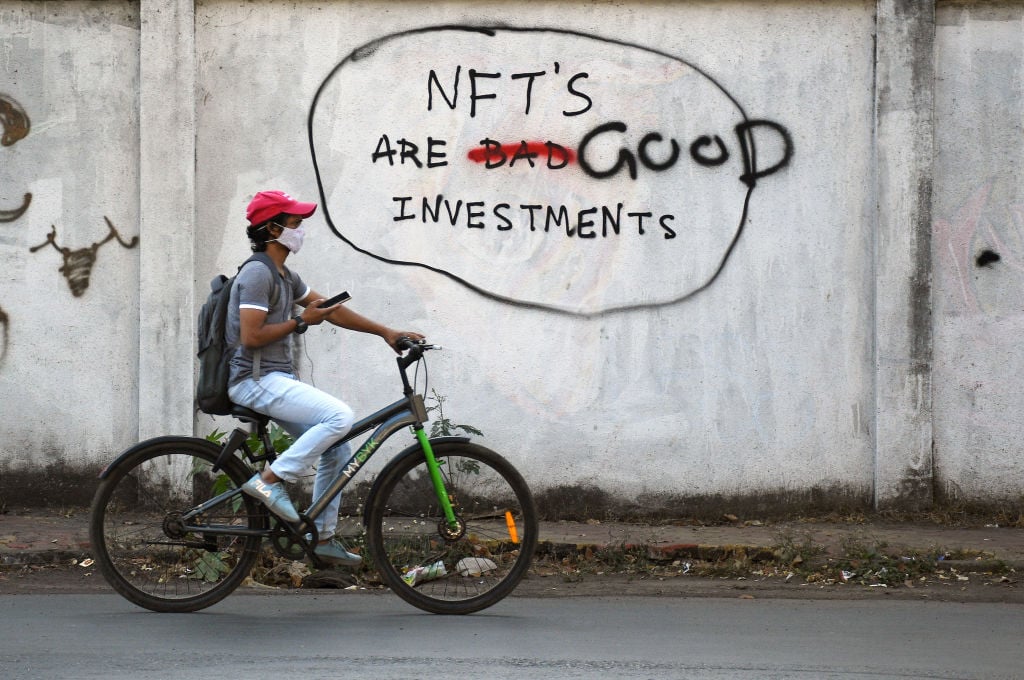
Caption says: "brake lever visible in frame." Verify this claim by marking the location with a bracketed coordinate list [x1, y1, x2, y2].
[397, 337, 439, 352]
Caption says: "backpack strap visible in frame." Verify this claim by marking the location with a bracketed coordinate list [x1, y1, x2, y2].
[239, 253, 283, 382]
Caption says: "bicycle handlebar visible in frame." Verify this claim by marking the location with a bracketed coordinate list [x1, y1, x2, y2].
[396, 336, 438, 369]
[395, 337, 437, 392]
[396, 336, 421, 352]
[397, 337, 438, 352]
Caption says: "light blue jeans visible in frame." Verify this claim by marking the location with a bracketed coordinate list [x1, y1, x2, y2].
[228, 371, 355, 540]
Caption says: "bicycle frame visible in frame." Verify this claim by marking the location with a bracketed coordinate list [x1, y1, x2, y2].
[183, 345, 458, 539]
[301, 391, 454, 527]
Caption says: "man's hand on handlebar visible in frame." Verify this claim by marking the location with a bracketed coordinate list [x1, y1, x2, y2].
[384, 329, 425, 354]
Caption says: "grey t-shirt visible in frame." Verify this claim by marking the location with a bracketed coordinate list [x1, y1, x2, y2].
[226, 259, 310, 386]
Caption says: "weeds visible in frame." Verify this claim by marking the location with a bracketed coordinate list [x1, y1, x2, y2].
[529, 529, 1017, 590]
[425, 389, 483, 438]
[772, 528, 826, 568]
[206, 424, 295, 458]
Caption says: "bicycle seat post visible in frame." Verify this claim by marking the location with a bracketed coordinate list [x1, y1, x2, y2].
[255, 418, 276, 460]
[229, 405, 276, 464]
[212, 427, 248, 473]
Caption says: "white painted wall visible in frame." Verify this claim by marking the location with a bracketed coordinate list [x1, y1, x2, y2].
[0, 2, 140, 482]
[933, 2, 1024, 504]
[0, 0, 1018, 513]
[194, 0, 876, 510]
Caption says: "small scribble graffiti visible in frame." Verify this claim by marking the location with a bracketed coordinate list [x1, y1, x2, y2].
[934, 180, 1023, 314]
[0, 94, 31, 371]
[30, 218, 139, 297]
[0, 93, 32, 223]
[0, 94, 30, 145]
[0, 192, 31, 223]
[0, 306, 8, 369]
[976, 249, 1000, 268]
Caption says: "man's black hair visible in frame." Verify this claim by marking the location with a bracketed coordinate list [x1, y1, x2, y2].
[246, 213, 288, 252]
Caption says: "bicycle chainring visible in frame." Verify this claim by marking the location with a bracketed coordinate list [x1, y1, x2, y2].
[270, 519, 317, 560]
[162, 511, 187, 540]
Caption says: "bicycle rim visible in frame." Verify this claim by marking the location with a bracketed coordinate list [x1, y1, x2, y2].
[367, 442, 538, 614]
[89, 438, 264, 612]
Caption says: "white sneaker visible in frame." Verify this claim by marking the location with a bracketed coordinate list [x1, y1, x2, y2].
[241, 473, 300, 523]
[314, 538, 362, 567]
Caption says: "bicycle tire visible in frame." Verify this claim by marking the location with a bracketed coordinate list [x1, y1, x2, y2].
[366, 440, 538, 614]
[89, 437, 266, 612]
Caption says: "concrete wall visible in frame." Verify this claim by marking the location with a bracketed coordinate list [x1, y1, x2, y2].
[0, 0, 1019, 515]
[933, 2, 1024, 506]
[0, 1, 141, 502]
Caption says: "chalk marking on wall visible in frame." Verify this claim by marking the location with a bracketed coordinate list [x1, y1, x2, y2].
[30, 218, 139, 297]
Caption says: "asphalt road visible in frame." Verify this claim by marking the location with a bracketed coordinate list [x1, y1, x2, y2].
[1, 592, 1020, 679]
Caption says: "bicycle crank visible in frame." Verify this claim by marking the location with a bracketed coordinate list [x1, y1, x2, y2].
[270, 519, 318, 560]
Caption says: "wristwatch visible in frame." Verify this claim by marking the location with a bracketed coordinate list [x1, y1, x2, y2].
[291, 314, 308, 334]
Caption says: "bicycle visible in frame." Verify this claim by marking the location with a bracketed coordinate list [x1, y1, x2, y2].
[89, 339, 538, 615]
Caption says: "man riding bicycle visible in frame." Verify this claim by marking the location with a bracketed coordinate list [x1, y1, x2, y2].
[228, 189, 423, 566]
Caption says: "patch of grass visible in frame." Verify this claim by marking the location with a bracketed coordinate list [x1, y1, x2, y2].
[772, 528, 826, 568]
[691, 551, 756, 579]
[530, 529, 1017, 590]
[824, 537, 937, 586]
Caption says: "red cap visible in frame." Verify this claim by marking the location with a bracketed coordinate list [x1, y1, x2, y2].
[246, 190, 317, 226]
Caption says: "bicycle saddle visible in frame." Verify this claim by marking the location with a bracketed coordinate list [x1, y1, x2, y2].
[231, 404, 269, 426]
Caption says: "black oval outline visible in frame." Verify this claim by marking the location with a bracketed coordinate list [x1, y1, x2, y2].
[308, 24, 755, 318]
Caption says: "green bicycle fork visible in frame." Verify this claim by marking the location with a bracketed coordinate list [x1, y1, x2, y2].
[416, 428, 458, 529]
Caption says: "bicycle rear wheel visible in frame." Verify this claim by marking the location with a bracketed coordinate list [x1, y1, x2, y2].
[366, 440, 537, 614]
[89, 437, 265, 612]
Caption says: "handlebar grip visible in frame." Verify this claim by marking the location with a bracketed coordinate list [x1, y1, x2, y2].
[396, 336, 420, 352]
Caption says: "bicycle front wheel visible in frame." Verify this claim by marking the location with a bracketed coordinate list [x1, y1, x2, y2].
[366, 441, 538, 614]
[89, 437, 265, 612]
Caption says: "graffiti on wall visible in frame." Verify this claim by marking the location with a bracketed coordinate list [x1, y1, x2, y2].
[934, 179, 1022, 315]
[0, 93, 32, 223]
[309, 26, 793, 315]
[0, 304, 7, 369]
[0, 91, 140, 372]
[30, 218, 139, 297]
[0, 93, 33, 368]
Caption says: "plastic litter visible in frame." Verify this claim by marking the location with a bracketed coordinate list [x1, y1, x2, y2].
[456, 556, 498, 577]
[402, 560, 447, 586]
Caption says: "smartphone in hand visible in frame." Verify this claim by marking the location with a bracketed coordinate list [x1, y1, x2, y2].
[318, 291, 351, 308]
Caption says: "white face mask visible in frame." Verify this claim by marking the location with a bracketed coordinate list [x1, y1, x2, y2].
[272, 225, 305, 253]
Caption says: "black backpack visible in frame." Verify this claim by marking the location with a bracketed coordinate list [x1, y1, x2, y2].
[195, 253, 280, 415]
